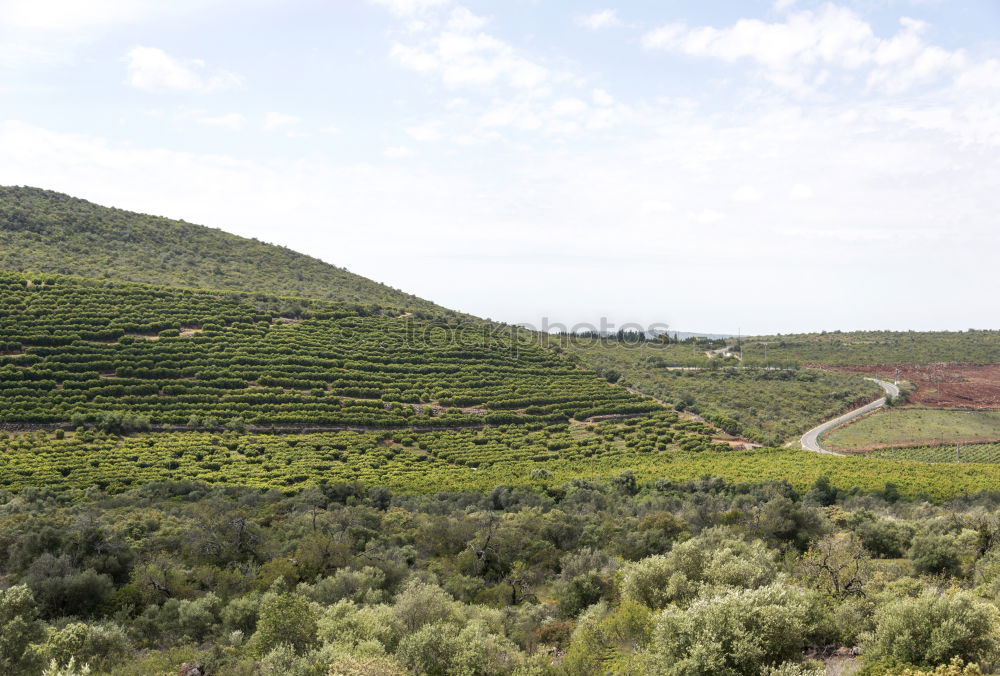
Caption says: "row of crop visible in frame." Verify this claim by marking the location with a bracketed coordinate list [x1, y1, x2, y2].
[0, 412, 723, 492]
[0, 272, 651, 426]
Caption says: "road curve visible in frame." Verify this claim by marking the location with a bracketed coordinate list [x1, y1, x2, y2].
[800, 378, 901, 456]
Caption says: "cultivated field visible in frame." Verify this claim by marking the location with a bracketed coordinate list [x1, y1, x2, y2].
[869, 442, 1000, 463]
[822, 407, 1000, 452]
[4, 424, 1000, 501]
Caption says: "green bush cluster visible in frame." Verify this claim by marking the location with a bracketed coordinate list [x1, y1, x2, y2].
[2, 475, 999, 674]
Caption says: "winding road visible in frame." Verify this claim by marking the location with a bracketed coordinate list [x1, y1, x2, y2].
[800, 378, 900, 456]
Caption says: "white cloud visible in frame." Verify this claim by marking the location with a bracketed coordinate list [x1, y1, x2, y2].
[262, 112, 301, 133]
[551, 98, 588, 117]
[955, 59, 1000, 89]
[383, 145, 415, 158]
[391, 35, 548, 90]
[1, 0, 147, 32]
[405, 122, 442, 141]
[789, 184, 813, 200]
[577, 9, 622, 31]
[386, 7, 549, 91]
[197, 113, 247, 130]
[731, 185, 762, 202]
[446, 7, 488, 32]
[321, 123, 342, 134]
[640, 200, 674, 216]
[0, 43, 65, 67]
[126, 46, 242, 93]
[641, 5, 974, 95]
[592, 89, 615, 106]
[369, 0, 452, 17]
[773, 0, 797, 12]
[695, 209, 725, 225]
[1, 0, 249, 68]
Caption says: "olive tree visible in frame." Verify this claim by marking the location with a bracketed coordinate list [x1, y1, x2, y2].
[864, 591, 998, 668]
[650, 583, 817, 675]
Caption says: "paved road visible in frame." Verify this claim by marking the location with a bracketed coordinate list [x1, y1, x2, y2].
[800, 378, 901, 456]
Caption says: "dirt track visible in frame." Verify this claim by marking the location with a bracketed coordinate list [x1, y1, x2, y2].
[816, 363, 1000, 409]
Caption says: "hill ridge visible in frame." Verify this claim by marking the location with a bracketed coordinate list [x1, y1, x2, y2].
[0, 185, 454, 314]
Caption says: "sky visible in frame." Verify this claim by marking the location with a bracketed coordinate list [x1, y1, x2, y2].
[1, 0, 998, 335]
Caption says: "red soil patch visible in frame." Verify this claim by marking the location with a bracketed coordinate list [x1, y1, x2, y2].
[816, 362, 1000, 409]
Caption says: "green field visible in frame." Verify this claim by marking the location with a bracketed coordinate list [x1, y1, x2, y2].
[559, 338, 880, 445]
[822, 407, 1000, 451]
[4, 422, 999, 502]
[869, 442, 1000, 463]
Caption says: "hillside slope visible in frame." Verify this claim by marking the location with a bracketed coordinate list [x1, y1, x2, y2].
[0, 271, 658, 429]
[0, 186, 450, 313]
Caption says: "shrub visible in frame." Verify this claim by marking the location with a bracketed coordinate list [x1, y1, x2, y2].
[0, 585, 45, 673]
[618, 528, 778, 609]
[863, 591, 998, 667]
[855, 518, 914, 559]
[651, 584, 817, 675]
[392, 580, 463, 632]
[395, 622, 462, 676]
[909, 535, 963, 577]
[40, 622, 130, 673]
[247, 592, 318, 657]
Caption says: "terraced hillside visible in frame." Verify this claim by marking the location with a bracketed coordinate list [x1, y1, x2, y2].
[0, 186, 451, 313]
[0, 273, 656, 428]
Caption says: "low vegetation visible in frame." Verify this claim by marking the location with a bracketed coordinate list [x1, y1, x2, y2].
[823, 408, 1000, 452]
[558, 338, 881, 444]
[741, 330, 1000, 365]
[5, 423, 1000, 502]
[3, 475, 1000, 674]
[869, 443, 1000, 464]
[0, 186, 451, 312]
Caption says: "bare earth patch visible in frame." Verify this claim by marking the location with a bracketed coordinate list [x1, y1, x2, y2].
[816, 362, 1000, 409]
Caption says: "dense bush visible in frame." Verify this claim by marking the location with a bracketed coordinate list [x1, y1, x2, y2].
[650, 584, 817, 674]
[0, 474, 995, 673]
[864, 592, 998, 667]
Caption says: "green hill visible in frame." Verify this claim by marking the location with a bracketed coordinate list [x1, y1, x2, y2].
[0, 185, 450, 313]
[741, 330, 1000, 364]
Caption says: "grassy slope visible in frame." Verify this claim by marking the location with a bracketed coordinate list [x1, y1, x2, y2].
[823, 408, 1000, 451]
[0, 186, 453, 314]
